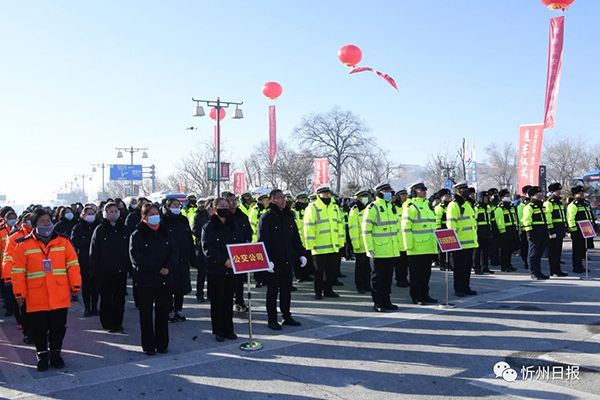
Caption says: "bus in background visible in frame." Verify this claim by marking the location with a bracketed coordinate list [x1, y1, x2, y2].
[574, 170, 600, 221]
[148, 191, 189, 208]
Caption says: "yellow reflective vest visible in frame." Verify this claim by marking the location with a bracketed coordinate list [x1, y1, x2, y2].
[446, 196, 478, 249]
[567, 198, 594, 232]
[402, 197, 438, 256]
[249, 204, 267, 242]
[348, 203, 366, 254]
[362, 198, 404, 258]
[304, 197, 345, 255]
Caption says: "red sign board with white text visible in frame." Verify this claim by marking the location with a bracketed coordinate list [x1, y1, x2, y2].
[227, 242, 272, 274]
[518, 124, 544, 192]
[578, 221, 597, 239]
[434, 229, 462, 252]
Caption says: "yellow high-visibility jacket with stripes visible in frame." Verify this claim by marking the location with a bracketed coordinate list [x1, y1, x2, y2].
[348, 203, 367, 254]
[294, 206, 307, 248]
[567, 198, 594, 232]
[238, 203, 252, 218]
[402, 197, 438, 256]
[446, 196, 478, 249]
[304, 197, 345, 255]
[12, 232, 81, 313]
[362, 197, 404, 258]
[249, 204, 267, 242]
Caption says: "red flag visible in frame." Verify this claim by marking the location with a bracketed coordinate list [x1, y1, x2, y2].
[269, 105, 277, 166]
[349, 66, 398, 91]
[233, 172, 246, 195]
[543, 16, 564, 130]
[213, 125, 219, 159]
[313, 158, 329, 191]
[517, 124, 544, 191]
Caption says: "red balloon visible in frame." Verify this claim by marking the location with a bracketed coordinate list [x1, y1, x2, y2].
[262, 82, 283, 100]
[540, 0, 575, 11]
[209, 107, 226, 121]
[338, 45, 362, 67]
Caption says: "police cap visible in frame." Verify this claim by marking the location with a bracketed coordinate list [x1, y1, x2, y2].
[498, 189, 510, 198]
[354, 188, 369, 197]
[521, 185, 532, 195]
[316, 185, 332, 194]
[571, 185, 584, 195]
[374, 182, 393, 192]
[453, 180, 469, 190]
[437, 188, 451, 196]
[548, 182, 562, 192]
[527, 186, 542, 197]
[295, 192, 308, 200]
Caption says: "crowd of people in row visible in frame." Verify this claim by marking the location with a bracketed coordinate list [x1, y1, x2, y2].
[0, 180, 596, 372]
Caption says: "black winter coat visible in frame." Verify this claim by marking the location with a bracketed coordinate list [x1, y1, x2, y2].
[160, 210, 196, 295]
[130, 222, 179, 288]
[55, 217, 77, 236]
[192, 208, 210, 266]
[231, 209, 253, 243]
[258, 203, 305, 268]
[70, 219, 100, 273]
[90, 219, 132, 277]
[201, 214, 246, 275]
[125, 211, 142, 232]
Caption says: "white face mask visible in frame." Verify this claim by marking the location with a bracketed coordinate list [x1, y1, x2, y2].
[64, 212, 74, 221]
[104, 211, 120, 222]
[84, 215, 96, 223]
[170, 208, 181, 215]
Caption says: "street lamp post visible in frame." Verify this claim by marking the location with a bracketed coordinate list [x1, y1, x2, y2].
[116, 146, 148, 197]
[192, 97, 243, 197]
[74, 174, 92, 203]
[92, 163, 110, 200]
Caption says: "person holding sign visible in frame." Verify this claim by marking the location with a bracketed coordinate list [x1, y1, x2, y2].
[257, 189, 306, 330]
[201, 197, 246, 342]
[402, 180, 438, 305]
[11, 208, 81, 371]
[567, 186, 595, 273]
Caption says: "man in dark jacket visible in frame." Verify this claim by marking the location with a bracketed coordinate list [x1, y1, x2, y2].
[258, 190, 306, 330]
[192, 203, 211, 302]
[71, 206, 100, 316]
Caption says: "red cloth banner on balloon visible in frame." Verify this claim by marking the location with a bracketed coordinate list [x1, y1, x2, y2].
[313, 158, 329, 191]
[269, 105, 277, 167]
[517, 124, 544, 191]
[349, 67, 399, 91]
[543, 16, 564, 130]
[233, 172, 246, 195]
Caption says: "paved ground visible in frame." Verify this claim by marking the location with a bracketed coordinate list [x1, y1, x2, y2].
[1, 240, 599, 400]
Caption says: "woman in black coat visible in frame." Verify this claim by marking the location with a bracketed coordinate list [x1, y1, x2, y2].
[129, 204, 179, 355]
[70, 206, 100, 317]
[160, 198, 196, 322]
[192, 201, 212, 303]
[89, 203, 132, 333]
[201, 197, 245, 342]
[54, 206, 77, 236]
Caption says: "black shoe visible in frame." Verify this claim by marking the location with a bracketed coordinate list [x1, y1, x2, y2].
[4, 309, 14, 317]
[168, 312, 177, 323]
[291, 286, 298, 292]
[440, 266, 446, 271]
[357, 288, 366, 294]
[396, 280, 409, 288]
[323, 290, 340, 298]
[383, 303, 398, 310]
[423, 296, 438, 304]
[282, 317, 301, 327]
[157, 348, 168, 354]
[455, 292, 466, 297]
[296, 277, 313, 283]
[145, 350, 157, 355]
[551, 271, 568, 277]
[235, 304, 248, 312]
[83, 309, 92, 317]
[225, 333, 238, 340]
[474, 268, 483, 275]
[37, 351, 49, 372]
[314, 293, 323, 300]
[92, 307, 100, 316]
[332, 281, 344, 286]
[23, 335, 34, 345]
[196, 294, 206, 303]
[337, 273, 347, 278]
[539, 274, 550, 280]
[482, 267, 495, 274]
[374, 305, 386, 312]
[412, 300, 424, 305]
[174, 311, 187, 322]
[255, 282, 265, 288]
[465, 290, 478, 296]
[49, 350, 65, 369]
[560, 260, 565, 264]
[268, 321, 282, 331]
[215, 335, 225, 342]
[573, 269, 585, 274]
[531, 274, 546, 280]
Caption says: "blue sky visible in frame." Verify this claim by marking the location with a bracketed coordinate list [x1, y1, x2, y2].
[1, 1, 598, 204]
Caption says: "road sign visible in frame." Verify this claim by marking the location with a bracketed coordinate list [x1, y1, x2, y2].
[444, 180, 452, 190]
[227, 242, 272, 274]
[434, 229, 462, 252]
[0, 195, 6, 201]
[57, 193, 70, 200]
[110, 164, 143, 181]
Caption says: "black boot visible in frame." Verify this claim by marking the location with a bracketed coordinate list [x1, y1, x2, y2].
[37, 351, 49, 372]
[50, 349, 65, 369]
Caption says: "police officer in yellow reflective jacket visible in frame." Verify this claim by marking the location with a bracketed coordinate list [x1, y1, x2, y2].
[249, 194, 269, 243]
[496, 189, 518, 272]
[517, 185, 532, 269]
[393, 189, 410, 287]
[544, 183, 568, 277]
[237, 192, 254, 218]
[293, 193, 313, 282]
[435, 188, 452, 271]
[349, 188, 370, 294]
[447, 181, 478, 297]
[363, 182, 402, 312]
[567, 185, 595, 273]
[473, 191, 494, 275]
[402, 180, 438, 305]
[304, 185, 344, 299]
[522, 186, 551, 280]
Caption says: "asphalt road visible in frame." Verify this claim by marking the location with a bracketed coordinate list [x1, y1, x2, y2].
[1, 240, 599, 400]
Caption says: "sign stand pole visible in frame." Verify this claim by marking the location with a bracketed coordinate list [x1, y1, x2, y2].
[439, 252, 455, 309]
[240, 273, 263, 351]
[580, 248, 595, 281]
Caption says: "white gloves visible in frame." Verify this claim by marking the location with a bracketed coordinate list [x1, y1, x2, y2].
[267, 261, 275, 273]
[368, 250, 375, 258]
[299, 256, 307, 267]
[549, 234, 557, 239]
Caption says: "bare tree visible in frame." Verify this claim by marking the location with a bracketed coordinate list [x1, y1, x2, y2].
[425, 150, 458, 191]
[542, 134, 588, 189]
[583, 142, 600, 172]
[343, 144, 395, 190]
[172, 141, 221, 196]
[483, 142, 517, 188]
[293, 106, 372, 193]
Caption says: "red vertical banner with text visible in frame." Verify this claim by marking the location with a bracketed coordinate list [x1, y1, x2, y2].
[213, 125, 219, 159]
[313, 158, 329, 191]
[518, 124, 544, 191]
[178, 182, 186, 194]
[543, 16, 564, 130]
[233, 172, 246, 195]
[269, 105, 277, 166]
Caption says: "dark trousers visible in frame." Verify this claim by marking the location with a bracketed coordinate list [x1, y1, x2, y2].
[520, 232, 529, 266]
[571, 230, 587, 270]
[17, 302, 30, 336]
[548, 237, 564, 274]
[207, 274, 235, 335]
[295, 249, 314, 280]
[489, 236, 500, 265]
[528, 238, 548, 276]
[313, 252, 338, 295]
[452, 249, 473, 294]
[28, 308, 68, 352]
[137, 285, 172, 352]
[408, 254, 432, 302]
[370, 257, 397, 307]
[195, 260, 206, 297]
[266, 263, 293, 322]
[172, 294, 184, 312]
[354, 252, 370, 291]
[439, 249, 451, 269]
[80, 266, 99, 311]
[499, 236, 513, 269]
[234, 274, 246, 305]
[337, 249, 343, 276]
[473, 236, 489, 270]
[1, 279, 15, 314]
[98, 273, 127, 330]
[394, 251, 409, 283]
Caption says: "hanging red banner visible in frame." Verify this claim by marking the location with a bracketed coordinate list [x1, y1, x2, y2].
[213, 125, 219, 159]
[517, 124, 544, 191]
[313, 158, 329, 191]
[269, 105, 277, 166]
[178, 182, 186, 193]
[233, 172, 246, 195]
[543, 16, 564, 130]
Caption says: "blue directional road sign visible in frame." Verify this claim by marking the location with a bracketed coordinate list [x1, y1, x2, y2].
[444, 180, 452, 190]
[110, 164, 143, 181]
